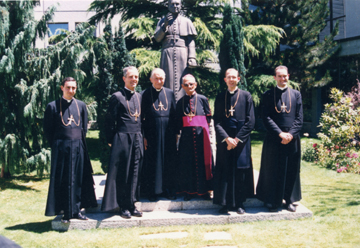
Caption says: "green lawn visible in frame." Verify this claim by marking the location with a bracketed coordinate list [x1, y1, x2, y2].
[1, 131, 360, 247]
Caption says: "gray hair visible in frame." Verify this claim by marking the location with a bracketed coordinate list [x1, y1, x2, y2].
[150, 68, 166, 78]
[123, 66, 139, 77]
[182, 74, 196, 84]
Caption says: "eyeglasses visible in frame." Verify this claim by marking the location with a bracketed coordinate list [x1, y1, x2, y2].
[183, 83, 196, 87]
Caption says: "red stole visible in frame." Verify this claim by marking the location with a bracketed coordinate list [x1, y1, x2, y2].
[182, 115, 213, 180]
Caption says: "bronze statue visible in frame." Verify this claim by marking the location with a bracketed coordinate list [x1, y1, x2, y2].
[154, 0, 197, 101]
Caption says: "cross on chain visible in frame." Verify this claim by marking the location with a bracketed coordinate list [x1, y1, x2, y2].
[280, 102, 287, 112]
[158, 101, 164, 111]
[67, 115, 75, 124]
[229, 107, 235, 116]
[188, 112, 195, 121]
[134, 110, 139, 121]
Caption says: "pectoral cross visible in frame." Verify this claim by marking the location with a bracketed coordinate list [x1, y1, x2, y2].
[229, 106, 235, 116]
[68, 115, 75, 124]
[188, 112, 195, 121]
[281, 102, 287, 112]
[159, 101, 164, 111]
[134, 110, 140, 121]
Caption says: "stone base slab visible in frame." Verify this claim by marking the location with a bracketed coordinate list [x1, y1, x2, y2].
[52, 203, 312, 231]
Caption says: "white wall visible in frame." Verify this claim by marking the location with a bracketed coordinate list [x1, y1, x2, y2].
[34, 0, 121, 48]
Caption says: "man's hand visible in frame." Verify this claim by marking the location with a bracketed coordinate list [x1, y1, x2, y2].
[226, 137, 238, 150]
[108, 143, 111, 147]
[279, 132, 293, 145]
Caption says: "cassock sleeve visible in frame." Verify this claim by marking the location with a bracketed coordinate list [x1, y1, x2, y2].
[262, 90, 283, 136]
[235, 92, 255, 142]
[175, 100, 183, 135]
[167, 91, 177, 136]
[288, 90, 303, 137]
[202, 97, 212, 124]
[43, 103, 55, 146]
[213, 93, 229, 141]
[105, 94, 119, 144]
[82, 102, 88, 134]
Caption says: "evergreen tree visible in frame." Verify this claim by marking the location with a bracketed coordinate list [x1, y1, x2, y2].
[242, 0, 339, 87]
[219, 4, 247, 90]
[0, 0, 104, 177]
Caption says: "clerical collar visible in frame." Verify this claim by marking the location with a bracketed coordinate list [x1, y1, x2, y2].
[152, 85, 163, 92]
[186, 92, 196, 97]
[124, 86, 135, 94]
[62, 96, 73, 103]
[277, 85, 288, 91]
[228, 87, 238, 94]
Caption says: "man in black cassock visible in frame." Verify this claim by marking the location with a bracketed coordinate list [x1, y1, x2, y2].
[44, 77, 97, 223]
[213, 68, 255, 215]
[176, 74, 213, 201]
[256, 65, 303, 212]
[141, 68, 177, 201]
[101, 66, 144, 219]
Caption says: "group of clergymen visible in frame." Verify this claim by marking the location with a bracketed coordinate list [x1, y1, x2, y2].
[43, 65, 303, 223]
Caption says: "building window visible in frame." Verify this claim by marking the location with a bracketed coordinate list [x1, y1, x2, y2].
[48, 23, 69, 37]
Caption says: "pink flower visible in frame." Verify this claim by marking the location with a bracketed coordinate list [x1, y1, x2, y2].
[346, 152, 351, 158]
[352, 153, 359, 158]
[336, 163, 339, 167]
[337, 168, 342, 173]
[313, 143, 317, 148]
[335, 145, 339, 149]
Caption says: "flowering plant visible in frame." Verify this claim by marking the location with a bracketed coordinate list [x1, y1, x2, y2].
[316, 88, 360, 173]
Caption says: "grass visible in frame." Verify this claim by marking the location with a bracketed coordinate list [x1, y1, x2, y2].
[1, 131, 360, 247]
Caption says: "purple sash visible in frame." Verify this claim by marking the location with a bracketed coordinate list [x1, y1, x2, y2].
[182, 115, 213, 180]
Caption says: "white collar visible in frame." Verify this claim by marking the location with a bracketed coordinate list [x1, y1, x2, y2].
[277, 85, 288, 91]
[62, 96, 73, 103]
[125, 86, 135, 94]
[152, 85, 163, 92]
[228, 87, 238, 94]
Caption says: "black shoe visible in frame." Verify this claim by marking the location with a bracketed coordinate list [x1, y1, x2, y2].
[184, 194, 192, 201]
[61, 215, 70, 224]
[74, 212, 88, 220]
[120, 209, 131, 219]
[236, 207, 245, 214]
[265, 203, 278, 212]
[235, 203, 245, 214]
[148, 195, 158, 202]
[285, 203, 296, 212]
[218, 206, 228, 214]
[130, 208, 143, 217]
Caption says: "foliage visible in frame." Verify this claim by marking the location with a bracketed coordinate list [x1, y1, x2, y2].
[344, 79, 360, 110]
[0, 0, 54, 177]
[219, 4, 246, 90]
[316, 88, 360, 173]
[301, 140, 318, 163]
[242, 0, 339, 88]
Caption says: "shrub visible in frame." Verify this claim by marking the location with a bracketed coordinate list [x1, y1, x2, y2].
[316, 88, 360, 173]
[302, 140, 318, 162]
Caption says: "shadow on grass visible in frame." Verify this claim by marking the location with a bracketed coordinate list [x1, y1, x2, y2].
[5, 220, 53, 233]
[0, 176, 42, 192]
[305, 183, 360, 216]
[251, 131, 265, 145]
